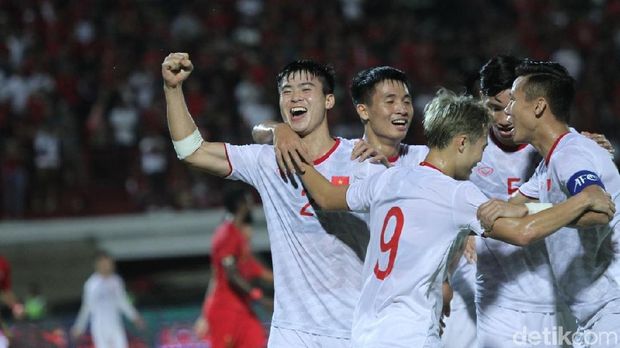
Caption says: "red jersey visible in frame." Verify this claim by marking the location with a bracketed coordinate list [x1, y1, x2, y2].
[0, 256, 10, 292]
[206, 220, 265, 313]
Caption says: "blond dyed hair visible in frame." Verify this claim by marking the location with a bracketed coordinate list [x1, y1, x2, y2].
[423, 88, 492, 149]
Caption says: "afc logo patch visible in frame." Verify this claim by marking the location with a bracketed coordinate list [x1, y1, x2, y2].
[567, 170, 604, 195]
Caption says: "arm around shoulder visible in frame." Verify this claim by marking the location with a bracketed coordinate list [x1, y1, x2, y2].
[299, 163, 349, 211]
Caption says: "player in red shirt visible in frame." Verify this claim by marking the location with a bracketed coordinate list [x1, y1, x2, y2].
[195, 185, 273, 348]
[0, 256, 24, 348]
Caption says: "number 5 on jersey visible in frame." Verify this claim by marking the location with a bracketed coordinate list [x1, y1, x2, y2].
[374, 207, 404, 280]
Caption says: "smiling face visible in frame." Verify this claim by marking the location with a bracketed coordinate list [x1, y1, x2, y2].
[358, 79, 413, 144]
[483, 89, 516, 146]
[505, 76, 536, 144]
[278, 71, 334, 137]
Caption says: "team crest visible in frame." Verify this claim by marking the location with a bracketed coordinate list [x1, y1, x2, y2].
[477, 166, 494, 176]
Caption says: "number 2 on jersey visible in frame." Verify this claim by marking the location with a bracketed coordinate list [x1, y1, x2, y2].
[374, 207, 404, 280]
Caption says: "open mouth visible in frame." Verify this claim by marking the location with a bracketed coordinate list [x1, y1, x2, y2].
[496, 125, 514, 138]
[391, 118, 409, 129]
[290, 107, 308, 119]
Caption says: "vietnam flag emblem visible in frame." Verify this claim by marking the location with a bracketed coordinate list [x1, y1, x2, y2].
[331, 176, 350, 185]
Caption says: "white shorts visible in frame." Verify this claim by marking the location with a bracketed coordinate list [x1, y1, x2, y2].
[92, 327, 128, 348]
[477, 304, 573, 348]
[0, 333, 7, 348]
[442, 304, 477, 348]
[268, 325, 350, 348]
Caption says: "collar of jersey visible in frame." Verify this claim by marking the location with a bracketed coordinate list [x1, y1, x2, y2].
[313, 138, 341, 165]
[544, 131, 570, 166]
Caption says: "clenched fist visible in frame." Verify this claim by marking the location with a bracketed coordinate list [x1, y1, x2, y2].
[162, 52, 194, 88]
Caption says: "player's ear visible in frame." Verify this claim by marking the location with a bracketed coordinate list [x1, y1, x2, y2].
[356, 104, 369, 124]
[534, 98, 546, 118]
[325, 94, 335, 110]
[455, 134, 467, 153]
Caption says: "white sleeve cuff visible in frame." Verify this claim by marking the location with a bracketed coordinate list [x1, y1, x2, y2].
[172, 128, 204, 159]
[525, 202, 553, 215]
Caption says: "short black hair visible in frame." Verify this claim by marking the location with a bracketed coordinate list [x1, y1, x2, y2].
[222, 185, 249, 215]
[350, 66, 411, 105]
[276, 59, 336, 95]
[479, 55, 522, 97]
[515, 60, 575, 123]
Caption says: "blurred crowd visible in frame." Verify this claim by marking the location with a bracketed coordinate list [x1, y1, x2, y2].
[1, 0, 619, 219]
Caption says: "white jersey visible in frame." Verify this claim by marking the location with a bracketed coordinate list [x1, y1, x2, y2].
[354, 143, 429, 180]
[520, 132, 620, 323]
[448, 249, 476, 310]
[469, 135, 559, 312]
[226, 138, 369, 338]
[346, 164, 486, 347]
[73, 273, 138, 347]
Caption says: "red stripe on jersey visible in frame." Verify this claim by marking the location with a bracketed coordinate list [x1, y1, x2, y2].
[420, 161, 445, 174]
[313, 138, 341, 165]
[387, 145, 403, 163]
[223, 143, 233, 177]
[517, 188, 538, 200]
[545, 132, 570, 165]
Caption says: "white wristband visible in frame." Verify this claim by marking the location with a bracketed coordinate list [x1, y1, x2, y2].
[172, 128, 204, 159]
[525, 203, 553, 215]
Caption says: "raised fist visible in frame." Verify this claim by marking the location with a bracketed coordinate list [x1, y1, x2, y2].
[162, 52, 194, 88]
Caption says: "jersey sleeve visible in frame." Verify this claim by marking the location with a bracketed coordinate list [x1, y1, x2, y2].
[224, 143, 271, 187]
[553, 146, 605, 196]
[115, 276, 139, 321]
[351, 161, 385, 184]
[72, 281, 93, 333]
[451, 181, 488, 235]
[346, 169, 384, 212]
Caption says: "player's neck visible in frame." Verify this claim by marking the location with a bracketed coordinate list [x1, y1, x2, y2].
[362, 131, 401, 158]
[422, 149, 456, 178]
[300, 121, 336, 161]
[532, 121, 570, 163]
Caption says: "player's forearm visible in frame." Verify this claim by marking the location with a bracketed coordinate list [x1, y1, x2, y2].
[223, 264, 263, 301]
[252, 121, 280, 144]
[299, 164, 348, 211]
[490, 193, 590, 246]
[508, 191, 538, 204]
[570, 211, 612, 227]
[117, 291, 139, 320]
[73, 301, 91, 333]
[164, 85, 199, 141]
[164, 86, 232, 176]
